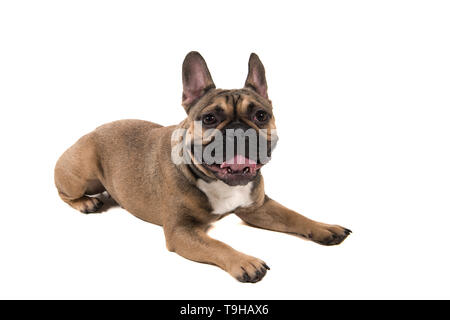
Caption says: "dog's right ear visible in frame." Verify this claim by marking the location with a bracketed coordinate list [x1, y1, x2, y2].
[182, 51, 216, 111]
[245, 53, 268, 99]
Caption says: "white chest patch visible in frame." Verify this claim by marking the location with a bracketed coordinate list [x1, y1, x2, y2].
[196, 180, 254, 215]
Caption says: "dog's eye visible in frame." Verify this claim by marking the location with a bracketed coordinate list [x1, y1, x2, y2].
[254, 110, 269, 124]
[202, 113, 217, 126]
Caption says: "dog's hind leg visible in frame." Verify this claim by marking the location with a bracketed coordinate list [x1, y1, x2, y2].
[54, 134, 105, 213]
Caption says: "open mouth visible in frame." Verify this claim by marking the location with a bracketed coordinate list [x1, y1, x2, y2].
[203, 154, 263, 184]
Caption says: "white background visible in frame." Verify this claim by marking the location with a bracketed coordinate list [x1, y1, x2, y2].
[1, 1, 449, 299]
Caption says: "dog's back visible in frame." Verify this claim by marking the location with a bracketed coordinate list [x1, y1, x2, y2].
[54, 119, 176, 225]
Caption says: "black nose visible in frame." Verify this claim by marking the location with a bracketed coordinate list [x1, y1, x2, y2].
[222, 120, 252, 132]
[219, 121, 257, 161]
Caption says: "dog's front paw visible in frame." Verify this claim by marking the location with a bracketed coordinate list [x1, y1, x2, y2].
[226, 254, 270, 283]
[305, 223, 352, 246]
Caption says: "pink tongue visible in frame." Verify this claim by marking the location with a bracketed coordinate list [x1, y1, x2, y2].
[220, 155, 257, 171]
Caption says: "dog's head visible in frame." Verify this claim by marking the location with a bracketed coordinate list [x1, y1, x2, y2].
[174, 52, 277, 186]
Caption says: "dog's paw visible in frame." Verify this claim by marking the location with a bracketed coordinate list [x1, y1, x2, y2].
[305, 223, 352, 246]
[80, 197, 103, 213]
[69, 196, 103, 214]
[227, 254, 270, 283]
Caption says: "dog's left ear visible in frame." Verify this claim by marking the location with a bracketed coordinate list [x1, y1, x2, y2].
[245, 53, 268, 99]
[182, 51, 216, 110]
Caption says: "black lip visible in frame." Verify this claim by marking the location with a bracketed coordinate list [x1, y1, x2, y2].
[202, 162, 262, 186]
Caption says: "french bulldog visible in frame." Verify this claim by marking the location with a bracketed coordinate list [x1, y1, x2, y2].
[54, 52, 351, 283]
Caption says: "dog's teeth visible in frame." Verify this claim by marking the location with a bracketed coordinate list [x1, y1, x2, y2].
[243, 167, 250, 173]
[227, 168, 232, 173]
